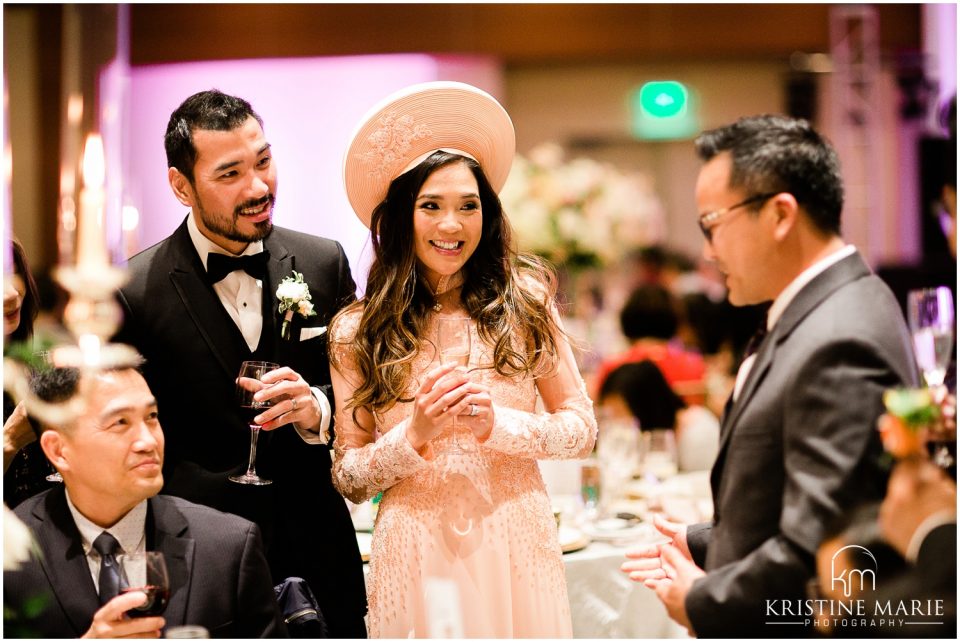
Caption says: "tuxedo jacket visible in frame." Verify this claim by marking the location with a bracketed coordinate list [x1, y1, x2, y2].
[4, 488, 285, 638]
[685, 251, 918, 637]
[116, 219, 367, 636]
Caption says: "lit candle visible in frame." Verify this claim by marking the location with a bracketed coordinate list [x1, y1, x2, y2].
[76, 133, 107, 270]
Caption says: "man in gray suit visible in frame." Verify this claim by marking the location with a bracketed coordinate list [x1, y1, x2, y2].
[3, 365, 285, 638]
[621, 115, 917, 636]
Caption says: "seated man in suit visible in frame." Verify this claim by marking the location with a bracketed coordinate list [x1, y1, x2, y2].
[3, 365, 286, 638]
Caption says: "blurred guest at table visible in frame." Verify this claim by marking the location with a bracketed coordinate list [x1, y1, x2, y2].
[594, 284, 706, 405]
[597, 360, 718, 471]
[620, 114, 917, 636]
[877, 456, 956, 637]
[115, 89, 366, 636]
[331, 81, 596, 638]
[4, 365, 285, 638]
[4, 237, 54, 508]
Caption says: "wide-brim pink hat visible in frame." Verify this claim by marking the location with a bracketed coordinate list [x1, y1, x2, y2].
[343, 81, 516, 229]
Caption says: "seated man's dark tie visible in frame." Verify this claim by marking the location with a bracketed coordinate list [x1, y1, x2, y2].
[207, 251, 269, 283]
[93, 531, 125, 605]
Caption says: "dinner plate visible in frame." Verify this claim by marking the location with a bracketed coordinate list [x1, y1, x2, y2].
[559, 526, 590, 554]
[356, 531, 372, 562]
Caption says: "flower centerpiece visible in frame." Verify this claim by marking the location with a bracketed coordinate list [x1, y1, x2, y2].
[499, 143, 665, 270]
[276, 271, 316, 340]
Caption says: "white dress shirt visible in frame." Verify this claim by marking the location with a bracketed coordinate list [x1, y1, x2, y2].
[186, 214, 331, 444]
[733, 245, 857, 402]
[65, 489, 147, 592]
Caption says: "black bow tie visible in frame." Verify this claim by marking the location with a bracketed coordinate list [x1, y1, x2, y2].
[207, 251, 269, 283]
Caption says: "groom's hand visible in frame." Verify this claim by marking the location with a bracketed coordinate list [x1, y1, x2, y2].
[253, 366, 321, 433]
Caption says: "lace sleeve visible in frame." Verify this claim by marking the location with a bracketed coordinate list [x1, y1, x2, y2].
[328, 311, 429, 504]
[481, 302, 597, 459]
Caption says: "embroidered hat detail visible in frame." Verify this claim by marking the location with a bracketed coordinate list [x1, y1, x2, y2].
[343, 81, 516, 229]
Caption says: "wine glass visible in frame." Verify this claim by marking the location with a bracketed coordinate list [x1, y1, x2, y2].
[907, 287, 956, 468]
[436, 317, 476, 453]
[117, 552, 170, 617]
[229, 360, 279, 485]
[640, 429, 679, 480]
[596, 416, 640, 509]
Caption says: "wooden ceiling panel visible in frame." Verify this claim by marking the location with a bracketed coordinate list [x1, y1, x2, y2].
[130, 4, 921, 66]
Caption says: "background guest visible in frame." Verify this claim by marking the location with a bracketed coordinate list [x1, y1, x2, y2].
[4, 237, 53, 507]
[594, 283, 706, 405]
[597, 360, 719, 471]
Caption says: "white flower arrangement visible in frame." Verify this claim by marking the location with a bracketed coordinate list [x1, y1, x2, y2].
[276, 271, 317, 339]
[500, 143, 665, 269]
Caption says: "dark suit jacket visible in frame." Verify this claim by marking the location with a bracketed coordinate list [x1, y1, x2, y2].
[116, 219, 366, 636]
[3, 488, 285, 638]
[685, 251, 918, 637]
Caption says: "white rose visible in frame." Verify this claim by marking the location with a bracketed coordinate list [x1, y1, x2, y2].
[277, 281, 308, 301]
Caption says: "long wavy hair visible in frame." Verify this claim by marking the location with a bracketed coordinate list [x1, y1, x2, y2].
[333, 151, 563, 418]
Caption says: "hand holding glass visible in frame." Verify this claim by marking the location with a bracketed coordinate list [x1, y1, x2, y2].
[230, 360, 279, 485]
[436, 317, 476, 453]
[117, 552, 170, 617]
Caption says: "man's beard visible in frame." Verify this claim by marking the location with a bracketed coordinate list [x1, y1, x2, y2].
[197, 193, 276, 244]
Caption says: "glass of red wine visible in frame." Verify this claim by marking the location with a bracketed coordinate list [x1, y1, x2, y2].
[230, 360, 279, 485]
[117, 551, 170, 617]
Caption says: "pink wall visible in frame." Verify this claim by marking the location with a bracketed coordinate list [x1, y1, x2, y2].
[127, 54, 503, 289]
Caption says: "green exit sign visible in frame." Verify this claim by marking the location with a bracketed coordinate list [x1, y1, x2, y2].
[639, 81, 688, 118]
[631, 81, 699, 140]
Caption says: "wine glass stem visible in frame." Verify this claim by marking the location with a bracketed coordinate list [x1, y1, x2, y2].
[245, 424, 261, 477]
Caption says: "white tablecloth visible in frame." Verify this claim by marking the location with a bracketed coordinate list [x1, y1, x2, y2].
[564, 540, 690, 638]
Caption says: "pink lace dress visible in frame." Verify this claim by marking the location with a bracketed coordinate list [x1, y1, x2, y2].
[330, 310, 597, 638]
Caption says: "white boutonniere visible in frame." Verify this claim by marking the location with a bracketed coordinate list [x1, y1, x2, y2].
[276, 271, 316, 340]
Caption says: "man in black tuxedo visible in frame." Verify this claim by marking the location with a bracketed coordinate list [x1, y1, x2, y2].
[621, 115, 917, 636]
[4, 366, 285, 638]
[115, 90, 366, 637]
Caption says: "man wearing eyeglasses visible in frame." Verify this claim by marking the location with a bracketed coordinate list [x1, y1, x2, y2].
[621, 114, 917, 636]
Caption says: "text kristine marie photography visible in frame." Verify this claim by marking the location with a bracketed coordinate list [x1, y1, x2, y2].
[765, 545, 947, 632]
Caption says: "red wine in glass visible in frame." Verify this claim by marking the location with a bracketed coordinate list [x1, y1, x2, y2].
[230, 361, 280, 485]
[117, 552, 170, 617]
[120, 584, 170, 617]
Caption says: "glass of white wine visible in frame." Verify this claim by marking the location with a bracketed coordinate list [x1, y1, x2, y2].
[906, 287, 955, 468]
[436, 317, 476, 454]
[908, 287, 955, 390]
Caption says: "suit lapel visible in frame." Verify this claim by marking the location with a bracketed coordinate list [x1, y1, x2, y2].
[32, 487, 100, 635]
[166, 222, 251, 379]
[710, 251, 873, 492]
[264, 235, 294, 357]
[147, 497, 194, 629]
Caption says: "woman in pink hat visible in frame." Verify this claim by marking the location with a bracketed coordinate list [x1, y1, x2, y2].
[330, 82, 597, 637]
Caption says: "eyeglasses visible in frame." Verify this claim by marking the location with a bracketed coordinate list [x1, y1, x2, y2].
[697, 192, 778, 242]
